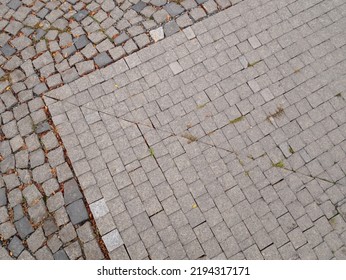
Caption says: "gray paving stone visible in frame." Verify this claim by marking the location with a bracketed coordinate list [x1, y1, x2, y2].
[203, 0, 218, 14]
[76, 61, 94, 76]
[84, 239, 104, 259]
[47, 192, 64, 212]
[32, 164, 52, 184]
[164, 21, 180, 37]
[32, 52, 53, 69]
[0, 221, 16, 240]
[54, 249, 69, 260]
[14, 217, 34, 239]
[132, 2, 146, 13]
[109, 46, 126, 61]
[123, 39, 138, 54]
[8, 236, 24, 257]
[150, 0, 166, 6]
[109, 245, 130, 260]
[35, 246, 54, 260]
[102, 229, 123, 252]
[8, 188, 22, 208]
[29, 149, 45, 168]
[114, 33, 129, 45]
[150, 27, 164, 42]
[74, 35, 90, 50]
[164, 3, 185, 17]
[7, 0, 22, 10]
[27, 227, 46, 253]
[43, 217, 58, 237]
[64, 179, 83, 205]
[54, 207, 69, 227]
[0, 188, 7, 207]
[76, 222, 95, 243]
[56, 163, 74, 183]
[90, 199, 109, 219]
[42, 178, 60, 197]
[74, 10, 89, 22]
[66, 199, 89, 225]
[94, 52, 113, 68]
[65, 240, 83, 260]
[0, 206, 9, 223]
[127, 240, 148, 260]
[35, 121, 51, 134]
[202, 237, 223, 258]
[190, 7, 207, 21]
[1, 44, 16, 57]
[28, 199, 47, 224]
[47, 147, 65, 167]
[0, 247, 12, 260]
[59, 222, 77, 243]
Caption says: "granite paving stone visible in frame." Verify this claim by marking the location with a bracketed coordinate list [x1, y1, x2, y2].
[66, 199, 89, 225]
[14, 217, 34, 239]
[103, 229, 124, 252]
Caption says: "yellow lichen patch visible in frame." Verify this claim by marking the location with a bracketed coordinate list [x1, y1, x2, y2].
[229, 116, 244, 124]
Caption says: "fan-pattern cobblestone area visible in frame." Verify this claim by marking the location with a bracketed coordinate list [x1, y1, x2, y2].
[0, 0, 236, 91]
[1, 0, 346, 260]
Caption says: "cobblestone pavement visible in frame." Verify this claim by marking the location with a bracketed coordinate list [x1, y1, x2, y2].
[1, 0, 346, 260]
[0, 0, 236, 261]
[0, 0, 235, 91]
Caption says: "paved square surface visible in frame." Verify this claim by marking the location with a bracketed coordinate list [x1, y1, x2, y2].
[1, 0, 346, 259]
